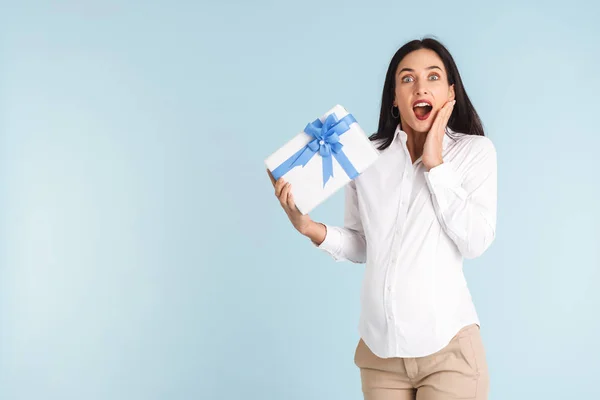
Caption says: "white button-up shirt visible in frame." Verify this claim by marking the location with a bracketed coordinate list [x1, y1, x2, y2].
[314, 125, 497, 358]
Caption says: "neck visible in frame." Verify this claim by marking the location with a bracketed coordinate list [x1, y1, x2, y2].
[401, 123, 428, 160]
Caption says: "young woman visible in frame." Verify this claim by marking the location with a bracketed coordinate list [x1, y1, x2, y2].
[268, 37, 497, 400]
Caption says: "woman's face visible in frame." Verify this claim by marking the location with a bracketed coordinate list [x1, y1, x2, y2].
[394, 48, 455, 134]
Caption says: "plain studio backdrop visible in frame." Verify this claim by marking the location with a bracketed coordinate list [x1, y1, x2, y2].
[1, 1, 598, 399]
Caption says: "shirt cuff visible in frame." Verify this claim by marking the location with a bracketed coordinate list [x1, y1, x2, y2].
[424, 162, 467, 210]
[311, 223, 341, 254]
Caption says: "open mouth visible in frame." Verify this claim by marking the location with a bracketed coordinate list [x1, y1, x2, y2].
[413, 104, 433, 121]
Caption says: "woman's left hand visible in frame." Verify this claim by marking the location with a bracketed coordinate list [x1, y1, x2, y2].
[422, 99, 455, 171]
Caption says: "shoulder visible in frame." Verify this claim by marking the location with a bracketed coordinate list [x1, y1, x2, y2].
[447, 133, 497, 174]
[451, 132, 496, 157]
[369, 136, 390, 153]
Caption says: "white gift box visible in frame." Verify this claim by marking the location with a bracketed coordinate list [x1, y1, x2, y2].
[265, 105, 380, 215]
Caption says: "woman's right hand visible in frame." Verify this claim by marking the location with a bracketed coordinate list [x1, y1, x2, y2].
[267, 169, 313, 234]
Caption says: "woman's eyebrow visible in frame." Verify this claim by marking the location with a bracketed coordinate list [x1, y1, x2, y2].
[397, 65, 443, 75]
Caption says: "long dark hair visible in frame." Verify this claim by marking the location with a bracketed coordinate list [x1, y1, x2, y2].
[370, 37, 485, 150]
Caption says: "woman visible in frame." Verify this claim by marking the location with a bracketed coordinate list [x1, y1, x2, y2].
[268, 37, 497, 400]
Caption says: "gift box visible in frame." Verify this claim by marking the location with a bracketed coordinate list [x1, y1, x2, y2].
[264, 105, 380, 215]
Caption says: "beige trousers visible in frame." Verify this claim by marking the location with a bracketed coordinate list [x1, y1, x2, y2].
[354, 324, 489, 400]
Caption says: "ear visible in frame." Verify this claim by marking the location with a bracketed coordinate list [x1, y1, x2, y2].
[448, 84, 456, 102]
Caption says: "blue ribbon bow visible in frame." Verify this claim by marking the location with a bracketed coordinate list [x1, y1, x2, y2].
[271, 113, 360, 187]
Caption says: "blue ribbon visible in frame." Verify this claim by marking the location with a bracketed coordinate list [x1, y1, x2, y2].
[271, 113, 359, 187]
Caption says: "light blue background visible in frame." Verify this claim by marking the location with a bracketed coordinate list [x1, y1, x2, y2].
[1, 1, 598, 399]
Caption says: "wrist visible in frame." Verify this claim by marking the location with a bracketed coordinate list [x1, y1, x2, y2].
[425, 158, 443, 171]
[298, 220, 317, 236]
[300, 221, 326, 245]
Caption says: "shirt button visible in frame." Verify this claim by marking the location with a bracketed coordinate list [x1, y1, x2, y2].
[387, 286, 391, 291]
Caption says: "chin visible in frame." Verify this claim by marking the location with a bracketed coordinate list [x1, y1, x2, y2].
[407, 119, 433, 133]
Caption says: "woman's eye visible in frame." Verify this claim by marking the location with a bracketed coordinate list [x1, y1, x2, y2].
[402, 74, 439, 83]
